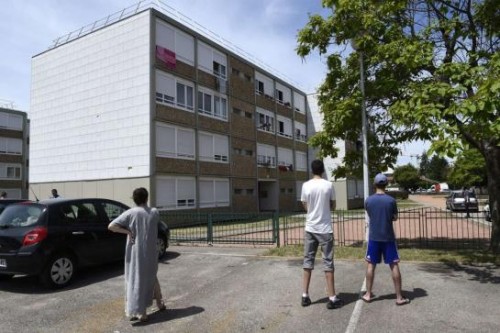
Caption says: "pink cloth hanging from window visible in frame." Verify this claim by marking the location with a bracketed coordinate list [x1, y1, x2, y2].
[156, 45, 176, 69]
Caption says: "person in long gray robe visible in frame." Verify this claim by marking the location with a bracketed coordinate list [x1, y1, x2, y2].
[108, 187, 165, 321]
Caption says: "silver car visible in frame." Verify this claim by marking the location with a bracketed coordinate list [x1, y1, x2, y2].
[445, 191, 479, 212]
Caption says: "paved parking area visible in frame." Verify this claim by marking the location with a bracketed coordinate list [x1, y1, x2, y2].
[1, 245, 499, 333]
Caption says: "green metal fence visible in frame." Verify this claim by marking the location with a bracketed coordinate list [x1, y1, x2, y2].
[160, 212, 278, 245]
[162, 207, 492, 250]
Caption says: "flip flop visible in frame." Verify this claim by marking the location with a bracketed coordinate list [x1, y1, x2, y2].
[360, 292, 374, 303]
[396, 298, 410, 306]
[361, 296, 371, 303]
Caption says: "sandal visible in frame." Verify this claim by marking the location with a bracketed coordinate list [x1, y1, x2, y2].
[396, 298, 410, 306]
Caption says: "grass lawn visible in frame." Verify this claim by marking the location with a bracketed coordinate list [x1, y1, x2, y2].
[264, 245, 500, 266]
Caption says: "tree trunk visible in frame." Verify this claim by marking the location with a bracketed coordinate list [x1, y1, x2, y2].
[485, 145, 500, 253]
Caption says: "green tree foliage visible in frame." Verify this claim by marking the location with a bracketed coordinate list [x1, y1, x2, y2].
[448, 148, 487, 188]
[427, 155, 449, 182]
[394, 164, 421, 190]
[297, 0, 500, 252]
[419, 150, 429, 177]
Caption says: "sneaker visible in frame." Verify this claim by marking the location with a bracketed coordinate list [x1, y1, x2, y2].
[326, 297, 344, 309]
[301, 296, 311, 307]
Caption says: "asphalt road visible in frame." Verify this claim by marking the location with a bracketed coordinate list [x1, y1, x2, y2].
[1, 245, 499, 333]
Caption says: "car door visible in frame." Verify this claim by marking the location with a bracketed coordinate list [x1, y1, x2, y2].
[94, 200, 128, 261]
[55, 202, 102, 266]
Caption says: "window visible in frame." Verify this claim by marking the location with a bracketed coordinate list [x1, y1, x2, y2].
[213, 61, 226, 79]
[0, 137, 22, 155]
[0, 112, 23, 131]
[295, 122, 307, 142]
[198, 41, 227, 79]
[156, 177, 196, 210]
[156, 71, 194, 111]
[276, 82, 291, 106]
[199, 132, 229, 163]
[198, 88, 227, 121]
[156, 123, 195, 159]
[199, 178, 230, 208]
[276, 89, 284, 104]
[156, 20, 195, 65]
[295, 152, 307, 171]
[255, 71, 273, 97]
[277, 116, 292, 138]
[100, 202, 127, 221]
[293, 91, 306, 113]
[256, 108, 275, 133]
[255, 80, 264, 95]
[277, 147, 293, 169]
[0, 163, 22, 180]
[257, 144, 276, 167]
[176, 82, 194, 110]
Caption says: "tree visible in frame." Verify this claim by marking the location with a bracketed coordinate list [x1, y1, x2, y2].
[297, 0, 500, 252]
[419, 150, 430, 177]
[448, 148, 487, 189]
[427, 155, 449, 182]
[393, 164, 421, 190]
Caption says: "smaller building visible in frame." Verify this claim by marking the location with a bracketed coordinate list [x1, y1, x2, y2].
[0, 107, 30, 199]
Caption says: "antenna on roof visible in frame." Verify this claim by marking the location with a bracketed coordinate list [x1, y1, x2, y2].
[30, 187, 40, 202]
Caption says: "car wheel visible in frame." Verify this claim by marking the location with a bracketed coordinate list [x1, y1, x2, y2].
[157, 236, 167, 259]
[40, 253, 76, 289]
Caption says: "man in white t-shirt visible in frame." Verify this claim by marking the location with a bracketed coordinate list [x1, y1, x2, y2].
[300, 159, 343, 309]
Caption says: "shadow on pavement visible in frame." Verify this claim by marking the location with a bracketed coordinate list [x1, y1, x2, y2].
[159, 251, 181, 264]
[418, 261, 500, 284]
[132, 306, 205, 326]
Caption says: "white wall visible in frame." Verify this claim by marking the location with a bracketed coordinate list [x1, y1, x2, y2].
[306, 93, 345, 181]
[30, 11, 151, 183]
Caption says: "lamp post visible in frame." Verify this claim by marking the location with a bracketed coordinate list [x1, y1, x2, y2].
[352, 40, 370, 241]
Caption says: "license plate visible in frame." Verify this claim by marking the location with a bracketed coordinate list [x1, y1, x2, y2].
[0, 259, 6, 268]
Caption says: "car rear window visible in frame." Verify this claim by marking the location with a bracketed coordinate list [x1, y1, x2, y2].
[0, 204, 46, 227]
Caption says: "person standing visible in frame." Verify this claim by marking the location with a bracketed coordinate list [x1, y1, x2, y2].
[300, 159, 343, 309]
[50, 189, 60, 199]
[361, 173, 410, 306]
[462, 187, 471, 218]
[0, 191, 6, 199]
[108, 187, 165, 322]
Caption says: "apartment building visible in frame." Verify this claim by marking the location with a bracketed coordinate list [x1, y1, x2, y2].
[30, 5, 309, 212]
[0, 107, 29, 199]
[307, 94, 364, 209]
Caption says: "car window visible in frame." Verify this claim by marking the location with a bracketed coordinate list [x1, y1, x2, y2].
[100, 202, 127, 222]
[75, 203, 99, 223]
[57, 204, 78, 224]
[0, 204, 45, 227]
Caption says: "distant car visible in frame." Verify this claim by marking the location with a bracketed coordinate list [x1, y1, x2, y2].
[445, 191, 479, 212]
[0, 198, 169, 288]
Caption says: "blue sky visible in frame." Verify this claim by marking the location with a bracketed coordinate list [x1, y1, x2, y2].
[0, 0, 425, 165]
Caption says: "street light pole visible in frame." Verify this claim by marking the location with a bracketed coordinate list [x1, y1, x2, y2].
[358, 52, 370, 207]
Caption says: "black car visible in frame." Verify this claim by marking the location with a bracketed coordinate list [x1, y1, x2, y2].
[0, 198, 169, 288]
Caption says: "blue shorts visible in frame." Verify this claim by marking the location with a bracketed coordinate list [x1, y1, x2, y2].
[365, 240, 400, 265]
